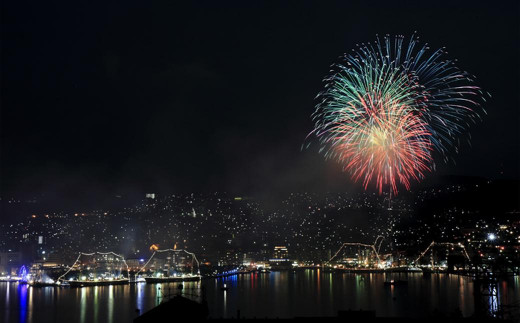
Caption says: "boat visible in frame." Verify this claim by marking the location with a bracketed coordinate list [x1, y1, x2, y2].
[384, 279, 408, 286]
[67, 278, 129, 287]
[144, 275, 201, 283]
[220, 283, 229, 291]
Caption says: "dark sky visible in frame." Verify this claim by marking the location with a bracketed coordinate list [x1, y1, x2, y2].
[1, 1, 519, 199]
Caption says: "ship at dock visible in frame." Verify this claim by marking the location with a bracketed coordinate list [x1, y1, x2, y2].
[53, 248, 203, 286]
[136, 248, 201, 284]
[57, 251, 130, 287]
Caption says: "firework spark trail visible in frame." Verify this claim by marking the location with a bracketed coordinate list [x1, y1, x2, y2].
[308, 35, 485, 194]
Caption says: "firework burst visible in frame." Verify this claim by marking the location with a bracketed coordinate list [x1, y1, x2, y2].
[308, 35, 485, 194]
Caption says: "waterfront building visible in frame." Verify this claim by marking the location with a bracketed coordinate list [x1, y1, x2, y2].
[0, 251, 22, 275]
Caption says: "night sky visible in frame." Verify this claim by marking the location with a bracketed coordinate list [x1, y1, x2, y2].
[1, 1, 519, 200]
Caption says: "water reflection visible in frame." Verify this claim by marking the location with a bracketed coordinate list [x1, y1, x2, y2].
[108, 286, 114, 323]
[316, 268, 321, 294]
[18, 284, 27, 323]
[328, 273, 333, 301]
[223, 283, 227, 318]
[94, 287, 99, 323]
[79, 286, 86, 323]
[155, 283, 162, 305]
[136, 282, 144, 314]
[27, 285, 33, 323]
[489, 285, 499, 317]
[4, 283, 9, 323]
[1, 272, 520, 322]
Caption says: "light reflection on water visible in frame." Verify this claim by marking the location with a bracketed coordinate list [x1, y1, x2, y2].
[18, 284, 27, 323]
[94, 287, 99, 323]
[107, 286, 114, 323]
[80, 287, 86, 323]
[136, 282, 143, 315]
[0, 271, 518, 322]
[4, 283, 10, 323]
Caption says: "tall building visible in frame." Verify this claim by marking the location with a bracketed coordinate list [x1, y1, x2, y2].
[270, 246, 291, 270]
[0, 251, 22, 275]
[273, 246, 288, 259]
[145, 193, 156, 209]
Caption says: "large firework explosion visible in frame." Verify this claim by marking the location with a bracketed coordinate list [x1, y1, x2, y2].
[308, 35, 486, 194]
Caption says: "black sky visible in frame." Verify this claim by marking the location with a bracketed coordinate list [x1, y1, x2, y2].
[1, 1, 519, 199]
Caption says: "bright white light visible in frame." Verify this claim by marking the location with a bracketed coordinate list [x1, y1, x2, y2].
[488, 233, 496, 241]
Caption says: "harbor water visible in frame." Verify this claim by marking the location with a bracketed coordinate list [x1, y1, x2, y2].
[1, 270, 519, 322]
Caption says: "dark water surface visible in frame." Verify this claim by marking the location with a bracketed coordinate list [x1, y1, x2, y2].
[1, 271, 519, 322]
